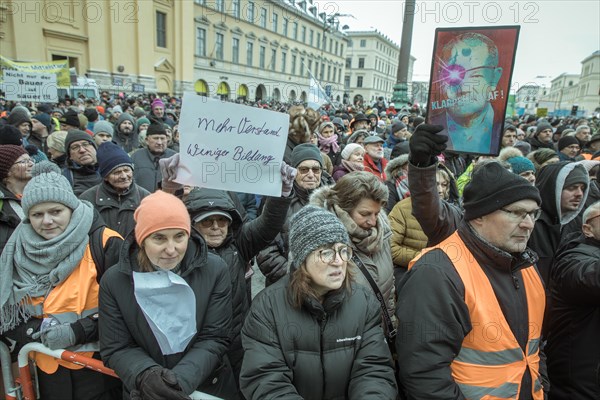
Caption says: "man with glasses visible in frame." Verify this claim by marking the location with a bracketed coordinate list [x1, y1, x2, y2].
[62, 130, 102, 196]
[397, 162, 549, 399]
[80, 142, 150, 237]
[257, 143, 334, 286]
[546, 201, 600, 399]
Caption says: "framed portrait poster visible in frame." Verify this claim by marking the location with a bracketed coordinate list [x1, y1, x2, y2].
[426, 26, 520, 155]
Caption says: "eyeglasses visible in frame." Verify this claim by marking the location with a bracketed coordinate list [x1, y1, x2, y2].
[13, 158, 34, 166]
[500, 208, 542, 222]
[197, 216, 230, 228]
[297, 166, 322, 175]
[318, 246, 352, 264]
[70, 142, 94, 152]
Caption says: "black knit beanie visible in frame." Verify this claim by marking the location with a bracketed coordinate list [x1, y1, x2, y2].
[558, 136, 579, 151]
[463, 162, 541, 220]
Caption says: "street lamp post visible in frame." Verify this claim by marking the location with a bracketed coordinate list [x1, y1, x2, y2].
[392, 0, 415, 106]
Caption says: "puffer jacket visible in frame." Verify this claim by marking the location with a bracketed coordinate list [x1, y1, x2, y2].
[240, 275, 397, 400]
[256, 174, 334, 285]
[98, 231, 233, 399]
[310, 185, 397, 329]
[389, 197, 428, 268]
[184, 188, 291, 378]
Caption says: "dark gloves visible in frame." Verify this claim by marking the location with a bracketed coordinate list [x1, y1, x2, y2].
[136, 366, 191, 400]
[409, 124, 448, 167]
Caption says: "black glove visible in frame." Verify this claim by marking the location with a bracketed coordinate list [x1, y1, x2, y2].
[136, 367, 191, 400]
[409, 124, 448, 167]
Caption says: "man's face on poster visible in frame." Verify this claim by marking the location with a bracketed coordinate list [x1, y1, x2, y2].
[441, 37, 503, 120]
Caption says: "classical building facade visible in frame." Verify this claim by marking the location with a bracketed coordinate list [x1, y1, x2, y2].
[344, 30, 415, 107]
[0, 0, 348, 100]
[192, 0, 347, 102]
[535, 51, 599, 117]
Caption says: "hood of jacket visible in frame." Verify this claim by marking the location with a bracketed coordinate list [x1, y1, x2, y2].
[114, 113, 138, 137]
[184, 188, 243, 238]
[536, 161, 589, 225]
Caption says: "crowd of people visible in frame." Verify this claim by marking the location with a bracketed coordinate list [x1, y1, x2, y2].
[0, 90, 599, 400]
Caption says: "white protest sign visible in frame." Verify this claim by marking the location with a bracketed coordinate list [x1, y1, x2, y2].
[2, 70, 58, 102]
[177, 93, 289, 196]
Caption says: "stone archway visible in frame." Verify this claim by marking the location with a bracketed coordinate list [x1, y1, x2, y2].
[272, 88, 281, 101]
[194, 79, 209, 96]
[237, 84, 249, 101]
[157, 76, 172, 95]
[217, 81, 230, 100]
[289, 89, 297, 102]
[255, 84, 266, 101]
[300, 91, 307, 102]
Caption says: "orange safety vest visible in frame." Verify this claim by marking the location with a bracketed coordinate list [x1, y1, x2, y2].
[409, 231, 545, 400]
[30, 227, 119, 374]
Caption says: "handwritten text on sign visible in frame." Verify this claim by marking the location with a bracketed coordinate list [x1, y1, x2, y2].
[177, 93, 289, 196]
[3, 70, 58, 102]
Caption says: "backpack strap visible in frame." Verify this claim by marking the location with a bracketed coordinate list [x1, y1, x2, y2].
[89, 226, 108, 282]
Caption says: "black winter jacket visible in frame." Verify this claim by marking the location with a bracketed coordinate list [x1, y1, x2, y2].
[80, 181, 150, 238]
[0, 184, 21, 254]
[396, 221, 549, 400]
[240, 275, 397, 399]
[546, 232, 600, 400]
[184, 188, 291, 375]
[98, 232, 232, 397]
[530, 162, 588, 287]
[62, 160, 102, 197]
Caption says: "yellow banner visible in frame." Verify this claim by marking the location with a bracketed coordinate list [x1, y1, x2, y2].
[0, 55, 70, 87]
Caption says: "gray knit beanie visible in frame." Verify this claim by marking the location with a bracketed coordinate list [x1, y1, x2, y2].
[288, 205, 350, 271]
[22, 161, 80, 216]
[93, 120, 114, 137]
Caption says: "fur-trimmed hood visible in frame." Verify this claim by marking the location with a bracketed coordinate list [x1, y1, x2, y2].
[385, 155, 410, 179]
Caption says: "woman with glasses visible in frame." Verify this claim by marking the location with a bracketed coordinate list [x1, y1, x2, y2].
[99, 190, 237, 399]
[310, 171, 397, 337]
[0, 145, 33, 253]
[240, 205, 397, 400]
[184, 183, 292, 392]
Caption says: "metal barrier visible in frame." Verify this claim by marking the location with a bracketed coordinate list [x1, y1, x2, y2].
[0, 341, 20, 400]
[16, 343, 221, 400]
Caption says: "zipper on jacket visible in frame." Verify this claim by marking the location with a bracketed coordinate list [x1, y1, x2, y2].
[511, 272, 520, 290]
[319, 314, 327, 398]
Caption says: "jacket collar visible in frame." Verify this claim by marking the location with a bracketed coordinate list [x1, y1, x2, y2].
[458, 220, 538, 273]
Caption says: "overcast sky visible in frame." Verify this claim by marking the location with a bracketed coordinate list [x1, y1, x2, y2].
[330, 0, 600, 88]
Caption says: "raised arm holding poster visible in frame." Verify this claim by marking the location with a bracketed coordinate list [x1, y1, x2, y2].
[176, 93, 289, 197]
[426, 26, 520, 155]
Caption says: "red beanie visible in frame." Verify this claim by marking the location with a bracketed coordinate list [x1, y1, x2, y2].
[0, 145, 27, 181]
[134, 191, 191, 245]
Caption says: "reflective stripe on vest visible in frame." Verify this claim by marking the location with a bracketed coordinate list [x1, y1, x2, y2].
[409, 231, 545, 400]
[30, 227, 119, 374]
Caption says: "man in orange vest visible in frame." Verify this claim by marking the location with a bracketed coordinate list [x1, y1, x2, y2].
[396, 162, 548, 399]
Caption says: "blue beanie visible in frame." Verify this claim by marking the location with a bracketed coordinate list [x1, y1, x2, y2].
[97, 141, 133, 178]
[506, 156, 535, 175]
